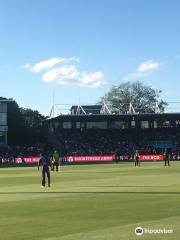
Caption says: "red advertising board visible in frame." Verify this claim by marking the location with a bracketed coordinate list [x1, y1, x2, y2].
[15, 157, 40, 164]
[140, 154, 163, 161]
[24, 157, 40, 163]
[13, 154, 163, 164]
[65, 155, 115, 163]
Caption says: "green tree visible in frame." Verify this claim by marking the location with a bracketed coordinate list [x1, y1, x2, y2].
[99, 81, 167, 113]
[7, 99, 26, 145]
[20, 108, 47, 145]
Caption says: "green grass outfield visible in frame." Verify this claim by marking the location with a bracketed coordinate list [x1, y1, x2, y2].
[0, 162, 180, 240]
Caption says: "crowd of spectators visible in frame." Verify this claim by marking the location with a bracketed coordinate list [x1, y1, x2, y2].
[1, 127, 180, 164]
[56, 128, 180, 158]
[0, 145, 49, 164]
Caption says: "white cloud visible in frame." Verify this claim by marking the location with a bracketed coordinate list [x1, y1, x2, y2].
[42, 65, 80, 83]
[31, 57, 65, 72]
[137, 60, 159, 73]
[80, 72, 105, 87]
[124, 60, 160, 81]
[42, 66, 105, 87]
[24, 57, 105, 87]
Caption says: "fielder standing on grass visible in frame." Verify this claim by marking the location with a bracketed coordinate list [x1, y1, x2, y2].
[134, 149, 140, 167]
[164, 149, 170, 166]
[52, 150, 60, 172]
[38, 152, 51, 188]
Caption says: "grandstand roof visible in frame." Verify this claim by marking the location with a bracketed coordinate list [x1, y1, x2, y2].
[47, 112, 180, 122]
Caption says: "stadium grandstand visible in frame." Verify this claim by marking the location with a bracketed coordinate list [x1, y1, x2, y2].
[46, 102, 180, 162]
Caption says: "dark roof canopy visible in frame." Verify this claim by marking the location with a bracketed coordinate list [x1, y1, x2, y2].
[47, 112, 180, 122]
[70, 105, 102, 115]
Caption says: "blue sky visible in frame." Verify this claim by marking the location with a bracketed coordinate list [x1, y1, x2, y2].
[0, 0, 180, 115]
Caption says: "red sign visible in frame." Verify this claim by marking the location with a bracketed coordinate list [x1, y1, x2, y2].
[15, 157, 40, 164]
[24, 157, 40, 163]
[140, 154, 163, 161]
[65, 155, 115, 163]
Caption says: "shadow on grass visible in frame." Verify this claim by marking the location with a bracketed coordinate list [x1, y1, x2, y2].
[84, 185, 163, 188]
[0, 191, 179, 194]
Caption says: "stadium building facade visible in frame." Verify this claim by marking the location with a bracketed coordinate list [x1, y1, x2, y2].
[0, 100, 8, 145]
[48, 112, 180, 130]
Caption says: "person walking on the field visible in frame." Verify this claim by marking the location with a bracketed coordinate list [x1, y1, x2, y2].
[52, 150, 60, 172]
[38, 152, 51, 188]
[134, 150, 140, 166]
[164, 149, 170, 166]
